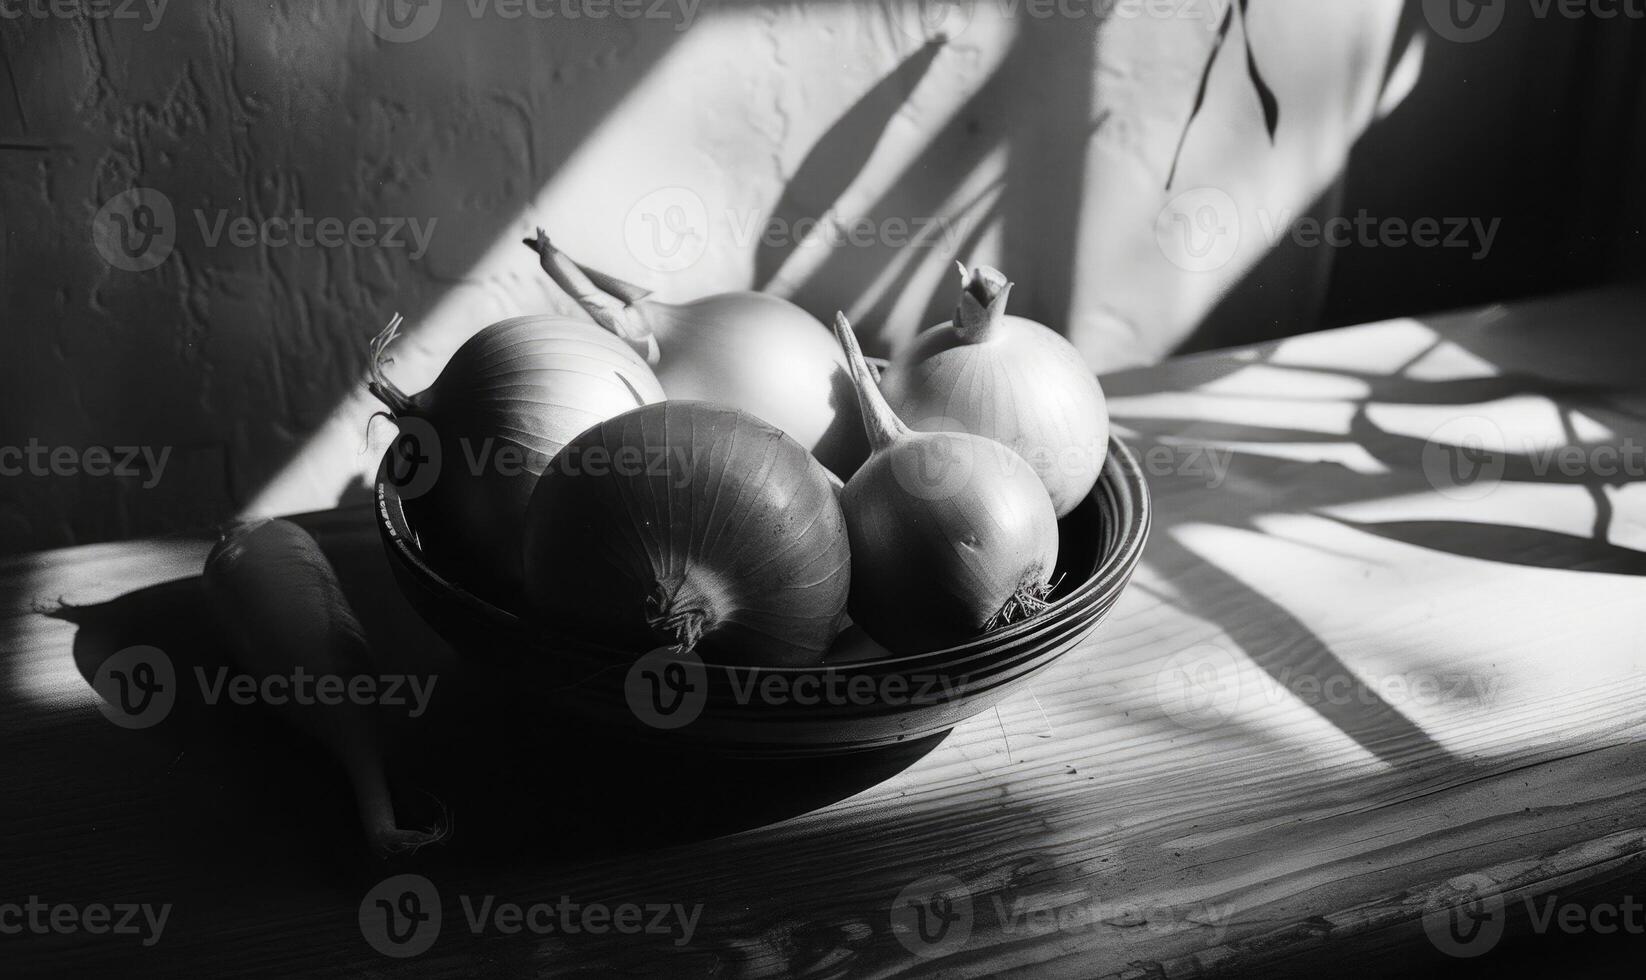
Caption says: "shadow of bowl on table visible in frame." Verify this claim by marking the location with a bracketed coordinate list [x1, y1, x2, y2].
[405, 685, 950, 870]
[44, 576, 944, 873]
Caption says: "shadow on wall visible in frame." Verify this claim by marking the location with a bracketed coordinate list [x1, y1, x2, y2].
[0, 2, 743, 555]
[0, 1, 1115, 554]
[1184, 0, 1646, 354]
[4, 0, 1641, 554]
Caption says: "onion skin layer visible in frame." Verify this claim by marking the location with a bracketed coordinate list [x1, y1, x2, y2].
[880, 269, 1108, 518]
[842, 436, 1059, 655]
[523, 233, 868, 480]
[638, 293, 869, 479]
[522, 401, 851, 667]
[370, 314, 665, 599]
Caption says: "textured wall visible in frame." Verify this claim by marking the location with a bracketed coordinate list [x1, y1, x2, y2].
[1, 0, 1407, 552]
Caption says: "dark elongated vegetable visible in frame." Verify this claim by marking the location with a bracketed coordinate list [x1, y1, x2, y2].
[203, 518, 446, 858]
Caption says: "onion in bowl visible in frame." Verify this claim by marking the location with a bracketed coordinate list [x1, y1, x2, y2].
[522, 400, 851, 667]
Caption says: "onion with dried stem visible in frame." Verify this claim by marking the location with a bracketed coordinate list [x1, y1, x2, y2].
[832, 311, 1059, 656]
[880, 264, 1109, 517]
[367, 312, 665, 597]
[523, 230, 868, 479]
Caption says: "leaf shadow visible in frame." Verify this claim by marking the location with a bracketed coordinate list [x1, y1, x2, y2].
[753, 36, 948, 291]
[1319, 516, 1646, 576]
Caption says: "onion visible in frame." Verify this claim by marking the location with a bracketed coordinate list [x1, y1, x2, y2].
[523, 230, 868, 479]
[832, 311, 1059, 655]
[522, 401, 851, 667]
[367, 312, 665, 597]
[880, 264, 1109, 517]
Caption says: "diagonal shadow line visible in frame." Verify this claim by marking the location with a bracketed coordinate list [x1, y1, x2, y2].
[1001, 17, 1099, 334]
[784, 20, 1106, 345]
[1212, 362, 1622, 408]
[1347, 402, 1646, 490]
[1317, 516, 1646, 576]
[781, 43, 1015, 342]
[1559, 403, 1615, 544]
[754, 36, 949, 292]
[855, 182, 1004, 336]
[1145, 531, 1448, 767]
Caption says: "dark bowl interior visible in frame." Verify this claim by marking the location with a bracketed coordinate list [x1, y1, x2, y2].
[376, 436, 1151, 757]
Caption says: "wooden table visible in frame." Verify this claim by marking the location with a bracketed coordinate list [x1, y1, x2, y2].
[4, 289, 1645, 977]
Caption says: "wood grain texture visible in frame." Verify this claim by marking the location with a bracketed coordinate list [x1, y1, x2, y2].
[3, 289, 1645, 977]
